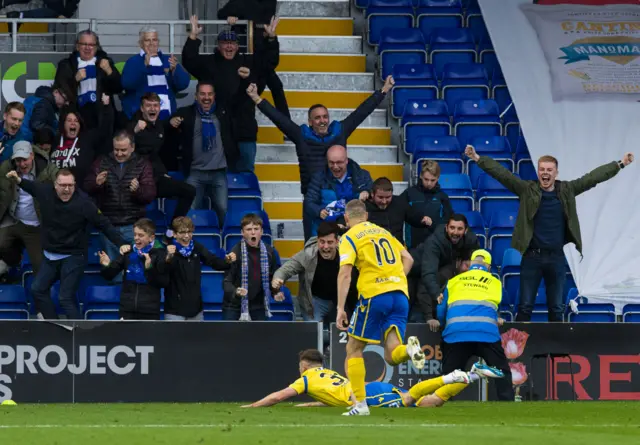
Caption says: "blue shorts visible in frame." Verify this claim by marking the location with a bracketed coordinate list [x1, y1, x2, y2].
[348, 290, 408, 344]
[365, 382, 414, 408]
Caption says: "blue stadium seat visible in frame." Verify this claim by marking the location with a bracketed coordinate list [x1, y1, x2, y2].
[515, 136, 536, 180]
[83, 285, 121, 320]
[416, 0, 463, 40]
[464, 0, 481, 14]
[476, 173, 520, 221]
[167, 171, 184, 181]
[441, 63, 490, 111]
[227, 172, 261, 198]
[622, 304, 640, 323]
[223, 210, 273, 251]
[503, 105, 520, 152]
[491, 71, 512, 116]
[488, 211, 517, 268]
[453, 99, 502, 147]
[411, 136, 464, 175]
[355, 0, 369, 9]
[188, 209, 222, 251]
[460, 211, 486, 248]
[377, 28, 428, 79]
[366, 0, 415, 46]
[466, 12, 488, 43]
[227, 196, 263, 221]
[478, 37, 498, 77]
[499, 289, 514, 321]
[78, 272, 111, 304]
[466, 136, 514, 187]
[146, 209, 167, 233]
[428, 28, 477, 77]
[438, 173, 474, 212]
[269, 286, 295, 321]
[87, 234, 103, 267]
[401, 99, 451, 147]
[568, 303, 616, 323]
[0, 285, 29, 320]
[501, 248, 522, 300]
[202, 271, 225, 320]
[391, 64, 439, 119]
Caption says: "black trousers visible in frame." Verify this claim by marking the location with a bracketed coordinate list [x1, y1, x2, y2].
[442, 340, 515, 401]
[156, 175, 196, 224]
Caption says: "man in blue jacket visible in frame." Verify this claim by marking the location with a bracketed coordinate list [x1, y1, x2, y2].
[439, 249, 514, 401]
[303, 145, 373, 239]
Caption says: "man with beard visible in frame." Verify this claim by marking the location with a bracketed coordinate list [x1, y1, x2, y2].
[130, 92, 196, 233]
[0, 102, 27, 163]
[6, 169, 128, 320]
[170, 82, 231, 225]
[420, 214, 480, 330]
[465, 144, 634, 322]
[54, 30, 121, 130]
[182, 15, 280, 173]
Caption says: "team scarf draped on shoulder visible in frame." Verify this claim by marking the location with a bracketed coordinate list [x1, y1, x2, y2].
[240, 239, 272, 321]
[141, 49, 172, 120]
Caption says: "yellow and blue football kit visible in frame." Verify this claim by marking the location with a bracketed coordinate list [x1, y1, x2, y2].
[365, 378, 468, 407]
[289, 367, 353, 407]
[339, 221, 410, 344]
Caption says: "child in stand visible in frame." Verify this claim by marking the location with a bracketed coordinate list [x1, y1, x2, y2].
[223, 212, 283, 321]
[159, 216, 236, 321]
[98, 218, 167, 320]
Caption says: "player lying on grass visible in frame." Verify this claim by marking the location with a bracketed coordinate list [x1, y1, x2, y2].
[241, 349, 504, 409]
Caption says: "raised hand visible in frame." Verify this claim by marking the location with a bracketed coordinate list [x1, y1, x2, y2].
[141, 253, 152, 269]
[381, 75, 395, 94]
[236, 287, 248, 298]
[227, 16, 238, 26]
[130, 178, 139, 192]
[464, 144, 480, 162]
[99, 59, 113, 75]
[246, 83, 260, 101]
[238, 67, 250, 79]
[166, 244, 176, 262]
[134, 120, 147, 133]
[98, 251, 111, 267]
[119, 245, 132, 255]
[144, 53, 151, 66]
[271, 277, 284, 289]
[189, 15, 203, 39]
[96, 171, 108, 186]
[75, 69, 87, 82]
[622, 152, 634, 166]
[6, 170, 20, 183]
[421, 216, 432, 226]
[225, 252, 236, 263]
[274, 292, 285, 302]
[264, 16, 280, 38]
[359, 191, 369, 201]
[168, 53, 178, 72]
[170, 116, 184, 128]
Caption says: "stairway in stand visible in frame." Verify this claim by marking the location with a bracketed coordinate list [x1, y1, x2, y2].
[256, 0, 407, 296]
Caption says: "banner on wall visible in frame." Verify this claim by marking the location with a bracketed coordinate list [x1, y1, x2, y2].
[521, 2, 640, 101]
[0, 53, 197, 109]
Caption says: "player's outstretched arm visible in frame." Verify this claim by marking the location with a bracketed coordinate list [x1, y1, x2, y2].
[241, 387, 298, 408]
[400, 249, 414, 276]
[295, 402, 329, 407]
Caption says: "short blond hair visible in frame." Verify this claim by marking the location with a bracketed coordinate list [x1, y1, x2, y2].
[538, 155, 558, 167]
[172, 216, 194, 233]
[421, 160, 441, 177]
[345, 199, 367, 219]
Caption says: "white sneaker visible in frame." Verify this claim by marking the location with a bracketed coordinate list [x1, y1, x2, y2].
[406, 336, 426, 370]
[342, 401, 370, 416]
[447, 369, 471, 384]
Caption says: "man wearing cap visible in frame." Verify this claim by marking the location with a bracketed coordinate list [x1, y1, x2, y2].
[0, 140, 58, 276]
[182, 15, 281, 172]
[438, 249, 514, 401]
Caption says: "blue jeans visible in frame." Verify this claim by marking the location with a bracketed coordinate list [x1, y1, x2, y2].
[32, 254, 85, 320]
[313, 297, 336, 347]
[516, 249, 566, 322]
[185, 169, 228, 224]
[100, 225, 134, 284]
[236, 142, 257, 173]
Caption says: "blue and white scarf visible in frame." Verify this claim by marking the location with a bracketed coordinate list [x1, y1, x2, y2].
[173, 239, 194, 257]
[196, 101, 217, 152]
[126, 244, 153, 284]
[240, 239, 272, 321]
[141, 49, 172, 120]
[77, 56, 97, 107]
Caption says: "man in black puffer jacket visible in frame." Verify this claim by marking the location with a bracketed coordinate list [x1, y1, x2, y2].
[400, 160, 454, 248]
[27, 84, 73, 139]
[84, 130, 156, 275]
[248, 75, 395, 195]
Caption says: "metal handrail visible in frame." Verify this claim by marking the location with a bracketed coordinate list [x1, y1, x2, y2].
[0, 18, 253, 53]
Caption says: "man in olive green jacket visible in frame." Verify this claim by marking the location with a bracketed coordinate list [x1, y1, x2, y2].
[0, 141, 59, 276]
[465, 144, 633, 322]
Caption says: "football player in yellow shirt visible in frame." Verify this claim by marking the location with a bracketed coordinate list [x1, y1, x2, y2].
[336, 199, 426, 416]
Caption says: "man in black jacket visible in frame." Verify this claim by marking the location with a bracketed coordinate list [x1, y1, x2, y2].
[130, 92, 196, 233]
[365, 177, 423, 246]
[171, 82, 232, 224]
[182, 15, 280, 172]
[420, 214, 481, 322]
[6, 168, 128, 320]
[246, 75, 394, 195]
[27, 84, 72, 138]
[54, 30, 122, 130]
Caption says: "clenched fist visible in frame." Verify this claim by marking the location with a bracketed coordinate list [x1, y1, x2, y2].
[238, 67, 250, 79]
[75, 69, 87, 82]
[96, 171, 108, 186]
[134, 120, 147, 133]
[99, 59, 113, 75]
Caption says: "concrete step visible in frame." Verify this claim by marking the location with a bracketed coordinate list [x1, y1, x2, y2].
[257, 126, 390, 145]
[277, 54, 365, 73]
[262, 181, 409, 201]
[271, 219, 305, 239]
[277, 72, 374, 91]
[278, 17, 354, 36]
[255, 162, 404, 182]
[274, 239, 305, 259]
[261, 89, 376, 108]
[256, 107, 387, 128]
[279, 36, 362, 54]
[256, 143, 396, 163]
[277, 0, 350, 18]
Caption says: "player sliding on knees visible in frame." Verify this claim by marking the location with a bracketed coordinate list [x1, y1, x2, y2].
[241, 349, 504, 409]
[337, 199, 426, 416]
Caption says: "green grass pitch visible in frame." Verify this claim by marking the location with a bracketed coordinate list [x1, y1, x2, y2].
[0, 402, 638, 444]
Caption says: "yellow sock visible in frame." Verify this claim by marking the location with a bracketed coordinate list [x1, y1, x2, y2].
[347, 358, 366, 401]
[408, 376, 446, 401]
[434, 383, 468, 402]
[390, 345, 410, 365]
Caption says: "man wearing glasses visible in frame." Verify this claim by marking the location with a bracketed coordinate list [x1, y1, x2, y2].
[6, 168, 129, 320]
